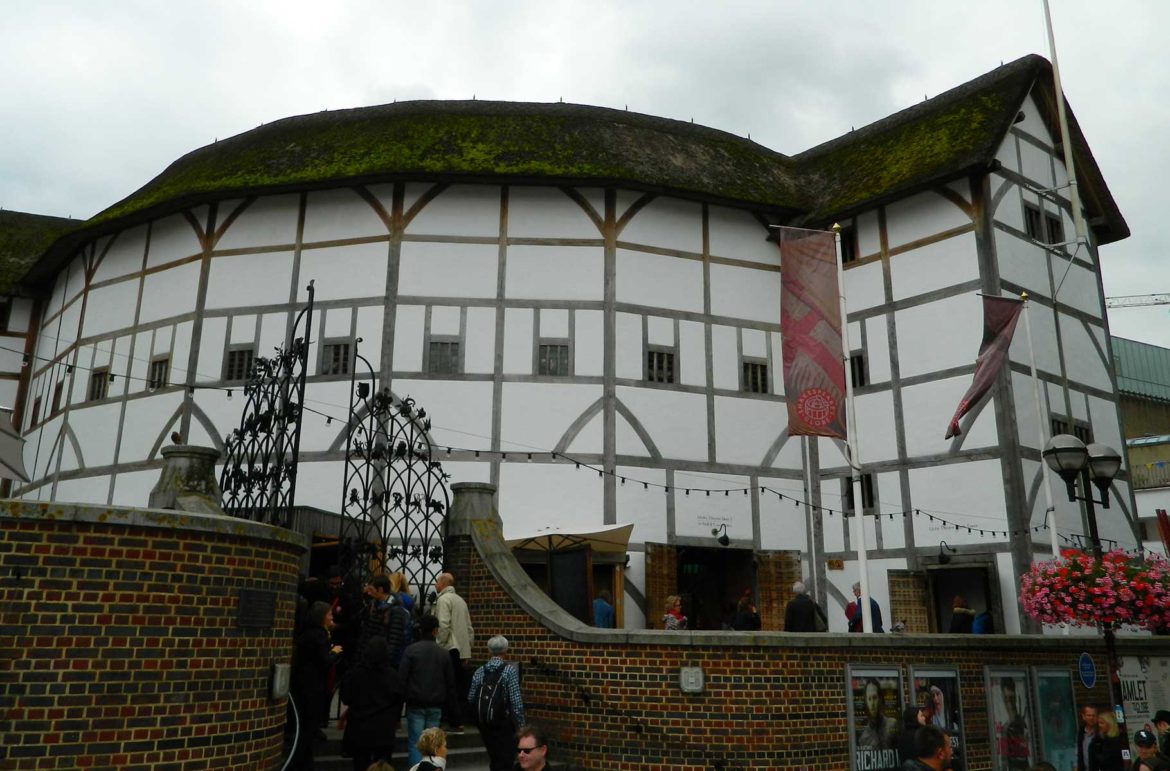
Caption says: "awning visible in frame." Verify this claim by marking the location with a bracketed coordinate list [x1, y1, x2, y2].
[505, 523, 634, 554]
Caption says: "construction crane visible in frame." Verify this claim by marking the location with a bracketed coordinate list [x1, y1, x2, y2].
[1105, 294, 1170, 309]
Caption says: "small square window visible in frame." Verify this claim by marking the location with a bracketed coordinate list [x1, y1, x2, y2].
[29, 397, 41, 428]
[646, 348, 676, 384]
[1023, 205, 1043, 241]
[742, 360, 768, 394]
[51, 381, 63, 415]
[427, 340, 461, 375]
[148, 358, 170, 390]
[839, 225, 858, 265]
[321, 342, 351, 376]
[849, 352, 868, 388]
[224, 348, 255, 382]
[1045, 213, 1064, 248]
[844, 473, 876, 515]
[88, 368, 109, 402]
[538, 343, 571, 376]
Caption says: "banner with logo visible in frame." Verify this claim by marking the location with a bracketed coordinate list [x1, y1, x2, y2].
[945, 296, 1023, 439]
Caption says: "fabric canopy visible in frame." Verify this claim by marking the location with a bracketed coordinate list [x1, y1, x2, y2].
[505, 523, 634, 554]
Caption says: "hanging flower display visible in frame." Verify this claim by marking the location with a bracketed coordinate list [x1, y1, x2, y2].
[1019, 548, 1170, 629]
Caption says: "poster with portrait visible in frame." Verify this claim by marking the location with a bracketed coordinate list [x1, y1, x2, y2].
[911, 668, 966, 771]
[986, 668, 1034, 771]
[847, 665, 904, 771]
[1033, 668, 1076, 771]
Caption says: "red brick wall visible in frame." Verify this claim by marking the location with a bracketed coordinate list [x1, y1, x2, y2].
[450, 525, 1131, 771]
[0, 505, 303, 769]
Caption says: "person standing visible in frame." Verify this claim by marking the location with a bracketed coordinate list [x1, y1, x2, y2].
[290, 601, 342, 770]
[434, 572, 474, 731]
[360, 575, 410, 666]
[784, 581, 826, 632]
[409, 727, 449, 771]
[400, 615, 457, 768]
[592, 590, 615, 628]
[340, 636, 398, 771]
[848, 581, 885, 633]
[1076, 704, 1098, 771]
[901, 725, 954, 771]
[1089, 711, 1125, 771]
[468, 635, 525, 771]
[662, 595, 687, 630]
[948, 595, 976, 633]
[1153, 710, 1170, 759]
[1134, 729, 1170, 771]
[515, 724, 552, 771]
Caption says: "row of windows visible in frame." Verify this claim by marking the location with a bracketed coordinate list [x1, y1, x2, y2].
[29, 357, 171, 428]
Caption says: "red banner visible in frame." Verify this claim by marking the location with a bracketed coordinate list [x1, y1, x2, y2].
[778, 227, 846, 439]
[944, 295, 1024, 439]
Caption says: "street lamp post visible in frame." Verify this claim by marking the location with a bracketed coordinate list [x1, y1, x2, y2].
[1042, 434, 1127, 744]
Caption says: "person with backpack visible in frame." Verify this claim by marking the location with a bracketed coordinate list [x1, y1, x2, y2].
[399, 615, 457, 768]
[468, 635, 526, 771]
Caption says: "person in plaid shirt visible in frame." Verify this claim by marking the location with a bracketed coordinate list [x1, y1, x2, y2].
[468, 636, 525, 771]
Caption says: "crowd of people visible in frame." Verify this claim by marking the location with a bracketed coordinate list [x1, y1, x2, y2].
[290, 568, 552, 771]
[1076, 704, 1170, 771]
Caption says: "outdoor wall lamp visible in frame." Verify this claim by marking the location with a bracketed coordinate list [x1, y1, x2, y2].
[711, 524, 730, 547]
[937, 540, 957, 564]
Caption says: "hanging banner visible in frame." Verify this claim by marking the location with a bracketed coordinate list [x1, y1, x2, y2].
[847, 666, 903, 771]
[945, 296, 1023, 439]
[778, 226, 847, 439]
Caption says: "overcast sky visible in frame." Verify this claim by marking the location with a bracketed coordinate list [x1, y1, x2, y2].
[3, 1, 1167, 345]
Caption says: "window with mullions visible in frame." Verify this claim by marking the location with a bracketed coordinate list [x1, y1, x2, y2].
[427, 340, 461, 375]
[843, 473, 876, 516]
[839, 224, 858, 264]
[29, 397, 41, 428]
[1045, 212, 1065, 249]
[849, 352, 868, 388]
[1024, 204, 1043, 241]
[537, 342, 571, 377]
[51, 381, 63, 415]
[742, 359, 768, 394]
[320, 341, 351, 376]
[224, 347, 255, 383]
[1050, 416, 1092, 445]
[148, 358, 169, 390]
[88, 368, 109, 402]
[645, 347, 676, 384]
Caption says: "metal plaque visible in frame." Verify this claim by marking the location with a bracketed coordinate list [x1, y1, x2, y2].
[236, 588, 277, 629]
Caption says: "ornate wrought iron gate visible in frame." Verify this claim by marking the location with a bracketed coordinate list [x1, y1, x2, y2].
[339, 340, 450, 593]
[219, 283, 314, 529]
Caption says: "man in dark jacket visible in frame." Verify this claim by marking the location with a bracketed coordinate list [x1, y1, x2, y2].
[901, 725, 953, 771]
[359, 575, 410, 666]
[399, 614, 457, 768]
[784, 581, 826, 632]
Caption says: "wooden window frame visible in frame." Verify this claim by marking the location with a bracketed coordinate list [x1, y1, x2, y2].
[741, 358, 768, 394]
[645, 346, 677, 385]
[319, 340, 351, 377]
[223, 346, 256, 383]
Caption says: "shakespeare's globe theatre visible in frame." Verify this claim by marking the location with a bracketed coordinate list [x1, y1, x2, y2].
[9, 55, 1133, 632]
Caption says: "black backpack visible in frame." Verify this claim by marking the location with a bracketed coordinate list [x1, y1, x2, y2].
[476, 664, 513, 727]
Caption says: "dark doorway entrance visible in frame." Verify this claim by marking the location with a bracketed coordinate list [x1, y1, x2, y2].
[931, 566, 994, 633]
[676, 546, 755, 630]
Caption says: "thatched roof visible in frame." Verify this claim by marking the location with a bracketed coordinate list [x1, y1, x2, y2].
[0, 210, 82, 293]
[11, 54, 1128, 288]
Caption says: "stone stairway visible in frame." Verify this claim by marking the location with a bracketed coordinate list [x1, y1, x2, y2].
[308, 723, 492, 771]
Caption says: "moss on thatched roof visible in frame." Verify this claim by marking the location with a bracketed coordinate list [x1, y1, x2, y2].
[0, 210, 80, 292]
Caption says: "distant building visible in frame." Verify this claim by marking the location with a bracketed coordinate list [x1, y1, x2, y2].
[1112, 335, 1170, 552]
[0, 54, 1134, 633]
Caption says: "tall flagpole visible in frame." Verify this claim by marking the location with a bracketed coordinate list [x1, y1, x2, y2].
[1041, 0, 1087, 251]
[834, 223, 872, 632]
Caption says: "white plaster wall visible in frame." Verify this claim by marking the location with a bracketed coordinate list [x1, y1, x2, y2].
[615, 313, 642, 380]
[615, 466, 668, 544]
[679, 321, 705, 387]
[712, 395, 786, 466]
[93, 226, 147, 284]
[407, 185, 501, 238]
[574, 310, 603, 377]
[767, 434, 804, 472]
[114, 391, 185, 463]
[885, 189, 971, 250]
[1060, 317, 1112, 391]
[1051, 259, 1103, 317]
[758, 485, 804, 551]
[465, 308, 496, 374]
[68, 401, 123, 467]
[1019, 140, 1055, 188]
[299, 243, 384, 303]
[672, 472, 754, 543]
[646, 317, 673, 348]
[896, 294, 983, 379]
[9, 298, 33, 335]
[710, 325, 738, 390]
[908, 459, 1007, 547]
[196, 317, 228, 383]
[205, 251, 293, 310]
[617, 387, 708, 462]
[618, 196, 702, 254]
[391, 378, 493, 451]
[508, 187, 600, 239]
[710, 263, 779, 324]
[506, 245, 602, 301]
[81, 281, 139, 339]
[768, 332, 785, 396]
[146, 214, 202, 269]
[355, 307, 383, 366]
[889, 233, 979, 302]
[303, 188, 387, 242]
[707, 206, 775, 266]
[902, 375, 1000, 457]
[215, 194, 301, 251]
[995, 232, 1050, 296]
[110, 469, 159, 508]
[854, 390, 898, 464]
[865, 317, 891, 384]
[856, 210, 881, 259]
[400, 242, 499, 299]
[498, 461, 604, 535]
[842, 260, 884, 312]
[139, 261, 200, 325]
[616, 250, 703, 313]
[393, 306, 425, 371]
[503, 308, 534, 374]
[501, 382, 601, 454]
[0, 380, 18, 409]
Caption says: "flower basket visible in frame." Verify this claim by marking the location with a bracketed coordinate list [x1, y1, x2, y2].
[1019, 548, 1170, 629]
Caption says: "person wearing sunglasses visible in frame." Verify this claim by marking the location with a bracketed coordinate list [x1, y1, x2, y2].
[515, 724, 551, 770]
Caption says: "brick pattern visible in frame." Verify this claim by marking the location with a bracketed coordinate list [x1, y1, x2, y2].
[643, 542, 677, 629]
[889, 572, 932, 632]
[449, 531, 1122, 771]
[0, 516, 301, 769]
[758, 550, 801, 630]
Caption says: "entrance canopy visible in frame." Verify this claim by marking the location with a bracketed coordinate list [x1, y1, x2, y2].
[505, 523, 633, 554]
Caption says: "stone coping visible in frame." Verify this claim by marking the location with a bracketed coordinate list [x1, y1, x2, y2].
[469, 518, 1165, 653]
[0, 498, 308, 552]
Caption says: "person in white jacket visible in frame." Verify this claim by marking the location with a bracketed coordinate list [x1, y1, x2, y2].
[434, 572, 473, 730]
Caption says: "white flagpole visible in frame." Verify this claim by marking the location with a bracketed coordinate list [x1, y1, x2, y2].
[834, 223, 872, 632]
[1042, 0, 1087, 251]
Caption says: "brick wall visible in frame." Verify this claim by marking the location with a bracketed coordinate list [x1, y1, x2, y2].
[0, 502, 304, 769]
[888, 572, 931, 632]
[447, 485, 1141, 771]
[758, 550, 802, 630]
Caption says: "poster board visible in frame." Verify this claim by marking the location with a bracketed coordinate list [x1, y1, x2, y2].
[911, 667, 967, 771]
[1118, 655, 1170, 740]
[986, 667, 1035, 771]
[847, 665, 904, 771]
[1033, 668, 1077, 771]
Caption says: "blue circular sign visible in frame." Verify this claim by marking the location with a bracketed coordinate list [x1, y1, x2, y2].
[1079, 652, 1097, 689]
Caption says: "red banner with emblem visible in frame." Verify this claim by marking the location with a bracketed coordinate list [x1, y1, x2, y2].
[944, 295, 1024, 439]
[778, 227, 846, 439]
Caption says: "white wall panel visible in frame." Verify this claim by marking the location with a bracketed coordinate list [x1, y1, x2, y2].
[205, 251, 293, 310]
[303, 188, 386, 242]
[197, 317, 227, 383]
[215, 194, 300, 251]
[93, 227, 147, 284]
[617, 387, 707, 462]
[9, 298, 32, 335]
[616, 250, 703, 313]
[508, 187, 599, 239]
[713, 396, 785, 466]
[618, 197, 701, 254]
[81, 281, 139, 338]
[896, 294, 982, 378]
[710, 263, 779, 323]
[1060, 317, 1112, 391]
[885, 190, 971, 250]
[0, 380, 18, 409]
[742, 328, 766, 358]
[856, 210, 881, 259]
[673, 473, 753, 542]
[300, 242, 388, 302]
[503, 308, 533, 374]
[854, 390, 897, 464]
[139, 261, 200, 324]
[769, 333, 785, 396]
[909, 459, 1007, 547]
[865, 317, 891, 384]
[995, 231, 1050, 296]
[465, 308, 496, 374]
[615, 313, 642, 380]
[574, 310, 603, 377]
[498, 462, 604, 536]
[902, 376, 999, 457]
[707, 206, 775, 265]
[679, 322, 705, 387]
[539, 309, 568, 338]
[355, 307, 383, 367]
[615, 466, 667, 544]
[1052, 260, 1103, 317]
[407, 185, 500, 238]
[400, 242, 498, 299]
[393, 306, 425, 371]
[842, 261, 884, 312]
[505, 245, 602, 301]
[647, 317, 673, 347]
[114, 391, 185, 463]
[69, 402, 123, 467]
[710, 325, 738, 390]
[146, 214, 202, 269]
[501, 382, 600, 452]
[395, 378, 493, 449]
[890, 233, 979, 302]
[1019, 141, 1054, 187]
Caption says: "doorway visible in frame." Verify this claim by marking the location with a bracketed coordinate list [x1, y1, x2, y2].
[676, 546, 756, 630]
[931, 566, 995, 633]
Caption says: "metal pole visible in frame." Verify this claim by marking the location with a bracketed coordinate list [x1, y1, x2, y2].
[1041, 0, 1088, 248]
[1021, 294, 1063, 560]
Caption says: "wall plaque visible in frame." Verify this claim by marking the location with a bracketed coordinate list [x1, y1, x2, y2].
[236, 588, 277, 629]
